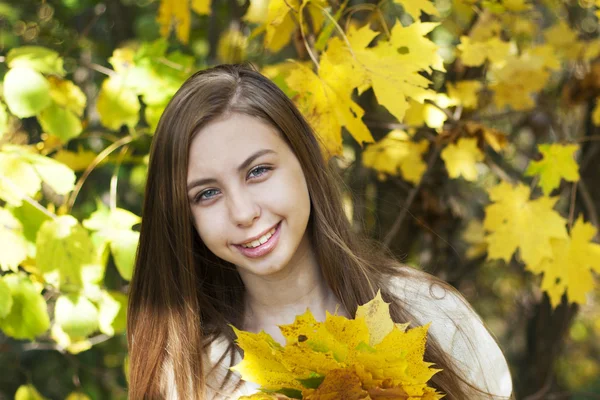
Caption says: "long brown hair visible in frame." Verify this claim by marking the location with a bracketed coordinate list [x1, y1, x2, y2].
[127, 63, 501, 399]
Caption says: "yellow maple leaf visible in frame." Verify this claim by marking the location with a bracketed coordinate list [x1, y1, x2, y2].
[301, 367, 370, 399]
[528, 216, 600, 308]
[446, 81, 482, 109]
[263, 0, 326, 52]
[525, 143, 579, 195]
[440, 137, 484, 181]
[232, 293, 441, 398]
[355, 291, 394, 347]
[285, 60, 373, 157]
[483, 182, 568, 267]
[490, 47, 558, 110]
[392, 0, 439, 20]
[157, 0, 211, 44]
[362, 130, 430, 184]
[458, 36, 511, 67]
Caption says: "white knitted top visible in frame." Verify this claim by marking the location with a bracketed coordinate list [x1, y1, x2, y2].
[162, 271, 513, 399]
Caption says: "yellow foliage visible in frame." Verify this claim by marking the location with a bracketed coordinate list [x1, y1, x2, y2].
[392, 0, 439, 20]
[362, 130, 430, 184]
[529, 216, 600, 308]
[157, 0, 211, 44]
[490, 46, 559, 110]
[462, 220, 488, 260]
[458, 36, 511, 67]
[446, 81, 482, 109]
[231, 292, 442, 398]
[217, 28, 248, 63]
[525, 143, 579, 195]
[483, 182, 568, 267]
[263, 0, 327, 52]
[440, 137, 484, 181]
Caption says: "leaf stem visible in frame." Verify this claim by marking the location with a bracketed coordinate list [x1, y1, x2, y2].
[66, 135, 136, 212]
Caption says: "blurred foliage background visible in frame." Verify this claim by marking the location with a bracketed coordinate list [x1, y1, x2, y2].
[0, 0, 599, 399]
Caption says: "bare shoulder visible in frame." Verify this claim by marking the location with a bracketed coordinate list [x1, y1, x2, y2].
[386, 267, 513, 399]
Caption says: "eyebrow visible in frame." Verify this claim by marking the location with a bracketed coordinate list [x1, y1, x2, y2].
[187, 149, 276, 192]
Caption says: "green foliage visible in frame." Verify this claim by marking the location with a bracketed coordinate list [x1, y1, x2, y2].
[0, 274, 50, 340]
[3, 67, 51, 118]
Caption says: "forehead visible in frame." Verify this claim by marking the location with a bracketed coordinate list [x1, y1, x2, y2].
[187, 113, 285, 174]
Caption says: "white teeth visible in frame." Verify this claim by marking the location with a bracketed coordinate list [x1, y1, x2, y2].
[241, 225, 277, 248]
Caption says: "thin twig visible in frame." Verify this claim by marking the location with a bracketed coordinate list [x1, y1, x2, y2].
[383, 144, 441, 247]
[66, 135, 136, 211]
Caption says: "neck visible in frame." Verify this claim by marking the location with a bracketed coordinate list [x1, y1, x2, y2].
[238, 238, 347, 336]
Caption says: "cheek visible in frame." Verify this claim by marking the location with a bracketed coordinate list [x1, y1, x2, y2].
[191, 210, 227, 253]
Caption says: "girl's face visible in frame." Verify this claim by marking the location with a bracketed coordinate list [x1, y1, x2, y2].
[187, 113, 313, 277]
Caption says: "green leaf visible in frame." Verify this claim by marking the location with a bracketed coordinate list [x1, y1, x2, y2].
[83, 206, 141, 231]
[37, 102, 83, 142]
[0, 101, 8, 139]
[144, 103, 166, 132]
[0, 279, 13, 318]
[96, 76, 140, 130]
[36, 216, 95, 289]
[9, 201, 52, 245]
[0, 150, 41, 206]
[0, 208, 28, 272]
[14, 384, 46, 400]
[55, 294, 99, 338]
[0, 145, 74, 205]
[20, 151, 76, 196]
[98, 290, 127, 336]
[3, 67, 51, 118]
[48, 77, 86, 116]
[7, 46, 65, 76]
[0, 274, 50, 340]
[110, 230, 139, 281]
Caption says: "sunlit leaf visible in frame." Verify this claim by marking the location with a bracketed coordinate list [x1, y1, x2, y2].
[525, 143, 579, 195]
[362, 130, 429, 184]
[441, 137, 484, 181]
[55, 293, 99, 338]
[14, 384, 46, 400]
[96, 76, 140, 130]
[3, 67, 51, 118]
[0, 274, 50, 340]
[484, 182, 568, 267]
[37, 102, 83, 142]
[0, 208, 28, 272]
[529, 216, 600, 308]
[0, 278, 13, 319]
[98, 290, 127, 336]
[36, 216, 96, 289]
[7, 46, 65, 76]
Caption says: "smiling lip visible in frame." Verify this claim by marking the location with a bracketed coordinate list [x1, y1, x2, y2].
[234, 221, 281, 259]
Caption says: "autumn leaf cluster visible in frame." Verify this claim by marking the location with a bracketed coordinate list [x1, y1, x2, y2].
[233, 292, 442, 399]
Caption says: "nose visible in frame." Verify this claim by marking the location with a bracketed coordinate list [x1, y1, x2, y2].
[227, 187, 260, 227]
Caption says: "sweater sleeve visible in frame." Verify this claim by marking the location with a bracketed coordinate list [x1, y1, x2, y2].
[388, 270, 513, 399]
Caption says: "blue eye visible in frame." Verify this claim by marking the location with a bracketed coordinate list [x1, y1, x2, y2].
[248, 166, 271, 179]
[196, 188, 220, 202]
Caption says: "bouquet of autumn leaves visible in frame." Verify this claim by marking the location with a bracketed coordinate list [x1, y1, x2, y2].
[231, 292, 443, 399]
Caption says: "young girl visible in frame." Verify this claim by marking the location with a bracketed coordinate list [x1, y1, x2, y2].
[127, 63, 513, 399]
